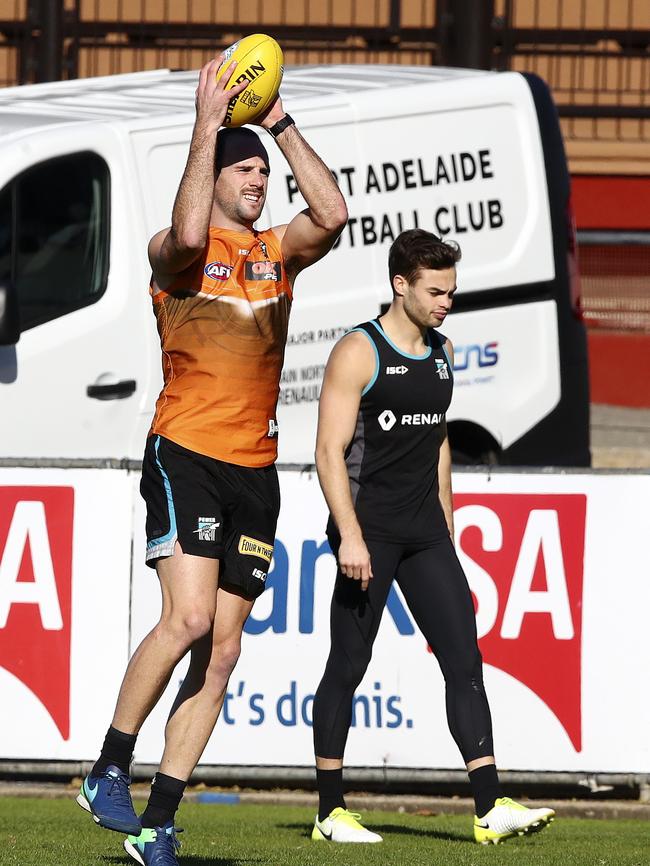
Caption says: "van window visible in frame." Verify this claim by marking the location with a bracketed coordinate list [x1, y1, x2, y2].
[0, 152, 110, 331]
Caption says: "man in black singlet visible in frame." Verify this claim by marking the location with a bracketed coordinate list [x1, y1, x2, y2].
[310, 229, 555, 846]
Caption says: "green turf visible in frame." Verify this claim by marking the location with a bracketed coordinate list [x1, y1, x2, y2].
[0, 798, 648, 866]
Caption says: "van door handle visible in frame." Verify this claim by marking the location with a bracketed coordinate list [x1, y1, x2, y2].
[86, 379, 137, 400]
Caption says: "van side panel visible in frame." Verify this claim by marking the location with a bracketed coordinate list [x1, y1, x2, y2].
[500, 74, 590, 467]
[276, 73, 572, 464]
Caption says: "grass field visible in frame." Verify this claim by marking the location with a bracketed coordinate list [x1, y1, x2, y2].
[0, 798, 649, 866]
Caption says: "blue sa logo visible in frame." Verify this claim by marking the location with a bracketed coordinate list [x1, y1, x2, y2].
[204, 261, 233, 280]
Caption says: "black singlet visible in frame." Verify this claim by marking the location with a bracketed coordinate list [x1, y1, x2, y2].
[328, 319, 453, 544]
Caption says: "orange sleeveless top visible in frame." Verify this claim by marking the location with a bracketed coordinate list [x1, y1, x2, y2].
[149, 226, 292, 466]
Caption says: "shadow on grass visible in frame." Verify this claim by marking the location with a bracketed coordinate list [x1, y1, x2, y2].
[102, 857, 264, 865]
[279, 821, 470, 844]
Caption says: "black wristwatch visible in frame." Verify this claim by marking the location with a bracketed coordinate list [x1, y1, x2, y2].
[268, 114, 295, 139]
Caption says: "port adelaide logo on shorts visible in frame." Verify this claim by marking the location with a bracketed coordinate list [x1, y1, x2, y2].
[194, 517, 220, 541]
[204, 261, 233, 280]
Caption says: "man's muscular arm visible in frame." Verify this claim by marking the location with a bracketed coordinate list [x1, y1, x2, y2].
[149, 56, 248, 282]
[255, 99, 348, 280]
[315, 333, 375, 590]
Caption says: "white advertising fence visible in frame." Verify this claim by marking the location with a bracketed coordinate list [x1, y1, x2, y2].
[1, 465, 649, 780]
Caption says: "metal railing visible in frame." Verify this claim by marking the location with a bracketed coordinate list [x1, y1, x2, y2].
[578, 232, 650, 332]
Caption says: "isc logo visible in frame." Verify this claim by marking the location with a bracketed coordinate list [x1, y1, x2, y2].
[386, 365, 408, 375]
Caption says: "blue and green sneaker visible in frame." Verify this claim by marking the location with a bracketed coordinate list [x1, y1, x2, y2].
[76, 765, 141, 835]
[124, 821, 183, 865]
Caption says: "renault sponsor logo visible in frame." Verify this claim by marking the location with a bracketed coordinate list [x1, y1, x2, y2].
[378, 410, 443, 430]
[238, 535, 274, 562]
[378, 410, 397, 431]
[402, 413, 443, 425]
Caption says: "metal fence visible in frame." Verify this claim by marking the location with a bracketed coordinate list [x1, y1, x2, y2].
[578, 232, 650, 332]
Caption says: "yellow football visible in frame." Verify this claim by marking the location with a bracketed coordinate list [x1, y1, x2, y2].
[217, 34, 284, 127]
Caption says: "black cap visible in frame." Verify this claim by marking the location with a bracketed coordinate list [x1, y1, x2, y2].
[215, 127, 270, 171]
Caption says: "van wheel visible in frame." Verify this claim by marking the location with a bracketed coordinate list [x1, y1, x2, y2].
[447, 422, 501, 467]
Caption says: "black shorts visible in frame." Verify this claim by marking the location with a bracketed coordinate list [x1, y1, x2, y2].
[140, 434, 280, 599]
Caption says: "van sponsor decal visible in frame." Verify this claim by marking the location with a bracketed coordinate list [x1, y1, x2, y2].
[286, 327, 349, 346]
[288, 151, 495, 203]
[279, 363, 327, 406]
[453, 342, 500, 387]
[0, 487, 74, 740]
[204, 261, 233, 280]
[454, 342, 499, 371]
[286, 148, 505, 248]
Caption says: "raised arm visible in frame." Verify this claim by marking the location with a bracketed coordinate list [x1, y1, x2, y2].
[315, 332, 375, 590]
[149, 56, 248, 283]
[255, 98, 348, 280]
[438, 339, 455, 540]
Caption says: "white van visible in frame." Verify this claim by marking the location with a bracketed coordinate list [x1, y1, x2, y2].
[0, 64, 589, 466]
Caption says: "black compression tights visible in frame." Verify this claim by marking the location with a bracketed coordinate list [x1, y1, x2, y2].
[313, 536, 494, 764]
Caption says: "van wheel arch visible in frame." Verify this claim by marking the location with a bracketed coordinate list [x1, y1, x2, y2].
[447, 421, 501, 466]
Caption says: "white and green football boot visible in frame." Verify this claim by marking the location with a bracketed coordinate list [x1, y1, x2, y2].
[474, 797, 555, 845]
[312, 807, 382, 843]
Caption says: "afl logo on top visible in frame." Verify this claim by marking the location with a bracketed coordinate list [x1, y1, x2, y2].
[453, 493, 587, 751]
[0, 487, 74, 740]
[204, 261, 233, 281]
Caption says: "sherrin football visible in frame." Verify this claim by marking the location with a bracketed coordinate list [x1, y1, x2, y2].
[217, 34, 284, 127]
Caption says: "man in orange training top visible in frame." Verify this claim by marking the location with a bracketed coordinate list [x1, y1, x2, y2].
[77, 54, 348, 865]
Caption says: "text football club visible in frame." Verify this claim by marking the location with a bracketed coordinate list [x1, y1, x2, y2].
[286, 148, 505, 248]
